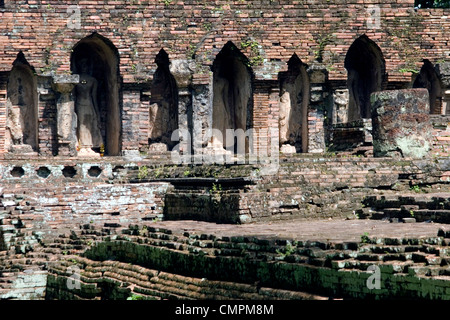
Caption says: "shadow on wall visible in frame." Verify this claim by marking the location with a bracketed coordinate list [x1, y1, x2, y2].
[413, 59, 444, 115]
[211, 41, 254, 154]
[345, 35, 386, 122]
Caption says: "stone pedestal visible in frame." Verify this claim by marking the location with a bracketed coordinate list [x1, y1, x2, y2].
[149, 142, 168, 153]
[8, 144, 38, 157]
[371, 88, 432, 158]
[280, 144, 296, 154]
[52, 75, 80, 157]
[164, 87, 192, 158]
[192, 83, 213, 163]
[443, 90, 450, 115]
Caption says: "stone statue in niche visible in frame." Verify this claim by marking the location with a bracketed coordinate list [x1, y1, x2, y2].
[6, 67, 38, 155]
[279, 72, 305, 154]
[74, 58, 103, 156]
[444, 90, 450, 115]
[279, 91, 296, 154]
[333, 89, 349, 124]
[148, 101, 170, 152]
[6, 98, 24, 146]
[211, 75, 231, 148]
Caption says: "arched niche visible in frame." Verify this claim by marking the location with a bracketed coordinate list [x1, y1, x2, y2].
[345, 35, 386, 121]
[413, 60, 443, 114]
[6, 51, 38, 153]
[71, 33, 121, 156]
[149, 49, 179, 151]
[211, 41, 254, 153]
[279, 54, 310, 153]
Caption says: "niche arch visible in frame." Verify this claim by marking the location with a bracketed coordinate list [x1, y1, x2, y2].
[71, 33, 121, 156]
[211, 41, 254, 153]
[279, 54, 310, 153]
[413, 59, 443, 114]
[345, 35, 386, 121]
[6, 51, 39, 153]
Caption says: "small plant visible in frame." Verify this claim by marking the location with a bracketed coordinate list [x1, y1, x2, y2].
[409, 210, 415, 217]
[138, 165, 148, 180]
[313, 33, 334, 62]
[139, 225, 148, 236]
[360, 232, 370, 244]
[203, 22, 212, 31]
[183, 170, 191, 177]
[276, 240, 297, 258]
[127, 294, 144, 300]
[154, 167, 163, 178]
[240, 39, 264, 66]
[398, 67, 419, 74]
[100, 144, 105, 157]
[410, 185, 421, 193]
[209, 183, 223, 203]
[250, 55, 264, 66]
[210, 183, 222, 194]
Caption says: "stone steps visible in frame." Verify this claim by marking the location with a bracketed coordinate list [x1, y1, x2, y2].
[362, 193, 450, 223]
[2, 220, 450, 300]
[46, 255, 330, 301]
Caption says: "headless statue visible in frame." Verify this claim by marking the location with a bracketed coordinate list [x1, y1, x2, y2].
[6, 101, 24, 146]
[75, 59, 103, 155]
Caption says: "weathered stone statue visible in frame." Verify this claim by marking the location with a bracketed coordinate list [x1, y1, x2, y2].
[74, 59, 103, 156]
[279, 90, 296, 154]
[6, 61, 38, 155]
[333, 89, 349, 124]
[211, 75, 231, 148]
[6, 99, 24, 146]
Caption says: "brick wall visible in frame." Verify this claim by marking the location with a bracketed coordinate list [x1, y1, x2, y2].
[1, 156, 448, 235]
[1, 1, 447, 81]
[0, 160, 172, 252]
[430, 115, 450, 158]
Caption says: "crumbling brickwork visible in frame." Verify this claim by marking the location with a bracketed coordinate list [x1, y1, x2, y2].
[0, 0, 449, 157]
[0, 0, 450, 301]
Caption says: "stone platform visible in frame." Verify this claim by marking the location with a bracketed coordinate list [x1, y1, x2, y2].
[149, 218, 449, 243]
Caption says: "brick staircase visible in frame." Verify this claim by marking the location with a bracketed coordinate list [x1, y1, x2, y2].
[0, 189, 126, 299]
[45, 223, 450, 300]
[362, 193, 450, 224]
